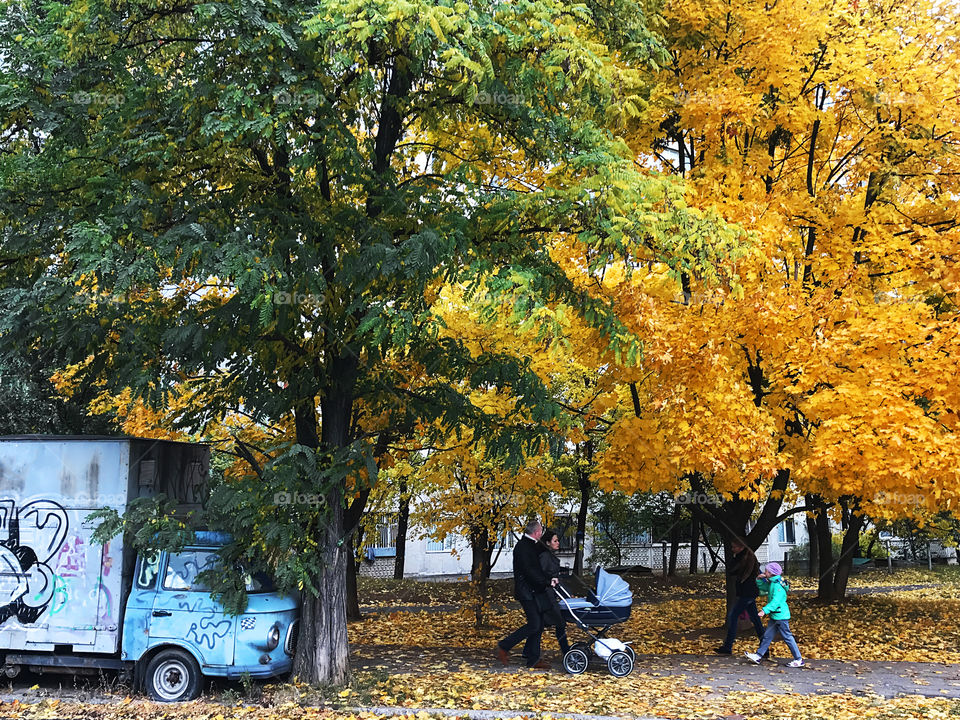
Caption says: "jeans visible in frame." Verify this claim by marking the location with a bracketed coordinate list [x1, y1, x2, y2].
[719, 596, 764, 651]
[757, 618, 802, 660]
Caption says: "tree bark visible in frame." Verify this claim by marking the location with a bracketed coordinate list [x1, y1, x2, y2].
[832, 506, 864, 600]
[722, 538, 737, 626]
[345, 536, 361, 621]
[813, 498, 835, 602]
[573, 454, 592, 576]
[686, 469, 791, 618]
[668, 502, 681, 577]
[394, 479, 409, 580]
[689, 516, 700, 574]
[294, 493, 349, 684]
[470, 527, 493, 628]
[292, 355, 357, 685]
[343, 482, 373, 622]
[804, 498, 818, 578]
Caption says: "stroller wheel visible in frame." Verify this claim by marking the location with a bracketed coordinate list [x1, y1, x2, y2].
[571, 641, 590, 656]
[563, 648, 589, 675]
[624, 645, 636, 663]
[607, 650, 634, 678]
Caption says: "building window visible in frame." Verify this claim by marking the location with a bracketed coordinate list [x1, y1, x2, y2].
[372, 518, 397, 550]
[426, 535, 456, 552]
[363, 516, 398, 559]
[778, 518, 796, 544]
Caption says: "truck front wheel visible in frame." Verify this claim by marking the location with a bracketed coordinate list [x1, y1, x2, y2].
[145, 649, 202, 702]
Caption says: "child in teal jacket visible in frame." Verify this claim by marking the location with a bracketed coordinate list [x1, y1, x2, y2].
[745, 562, 804, 667]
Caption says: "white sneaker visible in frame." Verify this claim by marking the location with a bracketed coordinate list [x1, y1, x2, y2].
[787, 659, 805, 668]
[744, 652, 761, 664]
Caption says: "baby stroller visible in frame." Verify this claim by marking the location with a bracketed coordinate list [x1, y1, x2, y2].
[554, 567, 635, 677]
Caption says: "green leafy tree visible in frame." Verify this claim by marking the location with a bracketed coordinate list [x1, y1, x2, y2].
[0, 0, 745, 684]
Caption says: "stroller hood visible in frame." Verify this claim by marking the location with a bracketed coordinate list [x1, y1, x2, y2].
[596, 568, 633, 607]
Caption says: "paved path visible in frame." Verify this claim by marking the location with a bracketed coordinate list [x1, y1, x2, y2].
[638, 653, 960, 699]
[350, 645, 960, 700]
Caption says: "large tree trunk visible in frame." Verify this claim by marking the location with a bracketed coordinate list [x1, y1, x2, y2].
[831, 503, 864, 600]
[294, 495, 350, 684]
[394, 479, 409, 580]
[813, 497, 836, 602]
[687, 469, 791, 620]
[293, 358, 356, 685]
[722, 538, 738, 619]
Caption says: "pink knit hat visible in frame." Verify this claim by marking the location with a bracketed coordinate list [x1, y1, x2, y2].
[765, 562, 783, 576]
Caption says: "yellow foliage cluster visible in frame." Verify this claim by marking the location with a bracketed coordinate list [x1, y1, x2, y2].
[528, 0, 960, 521]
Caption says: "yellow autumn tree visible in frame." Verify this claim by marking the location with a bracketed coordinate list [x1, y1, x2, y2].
[571, 0, 960, 600]
[415, 415, 559, 627]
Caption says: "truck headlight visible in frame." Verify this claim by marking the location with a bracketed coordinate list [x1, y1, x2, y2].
[266, 624, 281, 651]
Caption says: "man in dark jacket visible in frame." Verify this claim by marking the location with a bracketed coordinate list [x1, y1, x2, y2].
[715, 538, 766, 656]
[496, 519, 557, 669]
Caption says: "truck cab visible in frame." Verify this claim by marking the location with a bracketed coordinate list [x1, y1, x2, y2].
[0, 436, 299, 702]
[122, 533, 297, 701]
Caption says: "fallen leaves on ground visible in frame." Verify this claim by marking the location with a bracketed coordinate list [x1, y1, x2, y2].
[358, 567, 960, 610]
[358, 577, 514, 609]
[352, 569, 960, 663]
[360, 669, 960, 720]
[3, 683, 959, 720]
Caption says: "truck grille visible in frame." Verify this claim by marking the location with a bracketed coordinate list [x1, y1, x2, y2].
[285, 621, 299, 657]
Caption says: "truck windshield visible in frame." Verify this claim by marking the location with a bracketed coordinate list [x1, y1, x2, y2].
[163, 550, 277, 593]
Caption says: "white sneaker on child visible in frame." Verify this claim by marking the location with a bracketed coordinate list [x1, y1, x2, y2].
[744, 652, 761, 664]
[787, 659, 805, 668]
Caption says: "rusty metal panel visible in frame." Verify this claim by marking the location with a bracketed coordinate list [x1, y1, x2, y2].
[128, 439, 209, 511]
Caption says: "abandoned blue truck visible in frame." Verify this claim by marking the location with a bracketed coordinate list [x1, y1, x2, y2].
[0, 436, 299, 701]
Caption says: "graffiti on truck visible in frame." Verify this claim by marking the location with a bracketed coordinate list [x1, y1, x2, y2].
[187, 614, 233, 650]
[55, 535, 87, 577]
[0, 499, 69, 625]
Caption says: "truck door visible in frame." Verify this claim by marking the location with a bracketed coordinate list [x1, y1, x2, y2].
[149, 549, 236, 668]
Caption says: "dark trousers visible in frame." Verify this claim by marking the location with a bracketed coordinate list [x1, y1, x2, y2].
[542, 601, 570, 655]
[498, 595, 544, 664]
[719, 595, 764, 651]
[551, 620, 570, 655]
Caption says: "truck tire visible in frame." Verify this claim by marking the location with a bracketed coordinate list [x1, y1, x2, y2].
[145, 648, 202, 702]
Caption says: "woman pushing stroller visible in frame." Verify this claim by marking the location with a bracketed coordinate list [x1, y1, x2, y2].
[498, 520, 635, 676]
[538, 530, 571, 657]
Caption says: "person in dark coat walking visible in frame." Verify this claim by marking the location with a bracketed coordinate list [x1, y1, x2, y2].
[538, 530, 570, 657]
[496, 519, 557, 669]
[715, 538, 766, 656]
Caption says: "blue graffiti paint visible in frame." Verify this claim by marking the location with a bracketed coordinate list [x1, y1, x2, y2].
[176, 598, 208, 612]
[186, 614, 232, 650]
